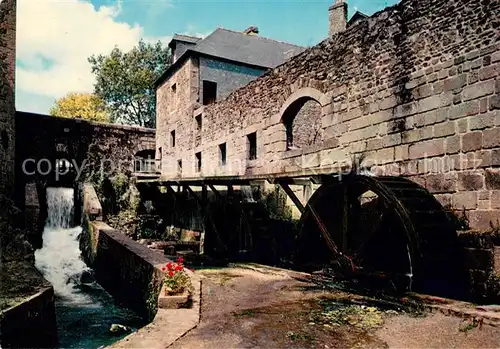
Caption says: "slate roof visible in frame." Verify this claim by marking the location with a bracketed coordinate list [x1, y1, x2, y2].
[348, 11, 368, 26]
[157, 28, 306, 87]
[170, 34, 201, 46]
[188, 28, 305, 69]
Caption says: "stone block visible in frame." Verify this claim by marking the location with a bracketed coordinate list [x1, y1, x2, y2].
[486, 169, 500, 189]
[461, 131, 483, 152]
[408, 139, 445, 159]
[446, 135, 460, 154]
[426, 173, 456, 193]
[453, 191, 478, 210]
[467, 210, 500, 230]
[491, 191, 500, 209]
[458, 230, 494, 249]
[434, 121, 456, 138]
[490, 95, 500, 110]
[448, 101, 479, 119]
[469, 113, 495, 130]
[463, 80, 495, 101]
[394, 145, 409, 162]
[483, 127, 500, 148]
[443, 74, 467, 92]
[462, 248, 494, 270]
[458, 172, 484, 191]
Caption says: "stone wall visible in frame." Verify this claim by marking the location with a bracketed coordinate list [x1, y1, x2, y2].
[0, 0, 15, 199]
[199, 57, 266, 102]
[156, 57, 199, 172]
[15, 112, 155, 246]
[0, 262, 58, 348]
[0, 0, 17, 261]
[156, 0, 500, 230]
[80, 185, 170, 322]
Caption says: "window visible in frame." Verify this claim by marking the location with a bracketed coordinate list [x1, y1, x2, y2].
[195, 114, 202, 131]
[219, 143, 227, 166]
[195, 152, 202, 172]
[157, 147, 162, 170]
[247, 132, 257, 160]
[177, 159, 182, 174]
[170, 130, 176, 147]
[202, 80, 217, 105]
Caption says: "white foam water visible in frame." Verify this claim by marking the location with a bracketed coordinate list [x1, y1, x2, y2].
[35, 187, 94, 305]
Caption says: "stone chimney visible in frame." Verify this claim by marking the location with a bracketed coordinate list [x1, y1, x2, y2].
[243, 26, 259, 35]
[328, 0, 348, 37]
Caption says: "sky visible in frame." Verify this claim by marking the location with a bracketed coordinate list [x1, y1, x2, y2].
[16, 0, 399, 115]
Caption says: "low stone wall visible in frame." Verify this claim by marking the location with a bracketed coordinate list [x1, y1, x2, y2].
[458, 230, 500, 302]
[81, 183, 173, 322]
[81, 220, 169, 322]
[0, 262, 58, 348]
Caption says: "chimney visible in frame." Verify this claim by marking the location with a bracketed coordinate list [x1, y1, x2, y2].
[243, 26, 259, 35]
[328, 0, 348, 37]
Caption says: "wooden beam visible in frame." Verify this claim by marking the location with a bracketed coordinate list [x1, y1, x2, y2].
[275, 178, 313, 186]
[278, 183, 305, 214]
[207, 184, 222, 200]
[184, 185, 201, 203]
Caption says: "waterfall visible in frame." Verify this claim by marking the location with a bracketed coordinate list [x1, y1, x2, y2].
[34, 187, 142, 348]
[35, 187, 91, 304]
[240, 185, 256, 203]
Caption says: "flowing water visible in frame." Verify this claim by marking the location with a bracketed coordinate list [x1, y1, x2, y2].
[35, 187, 142, 348]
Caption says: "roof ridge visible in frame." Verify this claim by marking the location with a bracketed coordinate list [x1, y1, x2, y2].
[214, 27, 305, 49]
[173, 33, 201, 40]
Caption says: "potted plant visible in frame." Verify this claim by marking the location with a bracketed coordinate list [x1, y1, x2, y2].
[158, 257, 193, 308]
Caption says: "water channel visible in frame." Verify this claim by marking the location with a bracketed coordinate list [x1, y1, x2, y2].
[34, 187, 142, 348]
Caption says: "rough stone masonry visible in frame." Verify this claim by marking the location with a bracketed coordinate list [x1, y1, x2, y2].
[0, 0, 17, 261]
[156, 0, 500, 230]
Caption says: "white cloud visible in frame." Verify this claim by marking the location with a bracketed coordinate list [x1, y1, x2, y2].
[16, 0, 165, 102]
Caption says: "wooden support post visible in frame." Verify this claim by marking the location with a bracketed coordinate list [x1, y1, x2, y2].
[201, 184, 207, 255]
[184, 185, 201, 203]
[278, 182, 305, 214]
[207, 184, 222, 200]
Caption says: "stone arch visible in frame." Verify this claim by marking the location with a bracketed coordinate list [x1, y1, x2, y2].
[279, 88, 327, 150]
[134, 148, 156, 173]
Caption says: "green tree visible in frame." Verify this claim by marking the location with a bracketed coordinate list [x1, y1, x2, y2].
[88, 39, 171, 128]
[49, 92, 110, 123]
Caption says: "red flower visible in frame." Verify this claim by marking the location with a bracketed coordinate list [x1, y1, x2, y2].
[190, 268, 195, 273]
[161, 267, 166, 271]
[177, 256, 184, 263]
[175, 265, 183, 271]
[167, 262, 173, 270]
[168, 271, 174, 277]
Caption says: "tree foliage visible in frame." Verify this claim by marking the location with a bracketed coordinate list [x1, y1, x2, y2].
[88, 39, 171, 128]
[49, 92, 110, 123]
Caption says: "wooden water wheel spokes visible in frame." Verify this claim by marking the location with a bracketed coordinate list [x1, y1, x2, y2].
[299, 175, 420, 291]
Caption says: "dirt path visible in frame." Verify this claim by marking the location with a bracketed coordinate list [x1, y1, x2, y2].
[170, 265, 500, 349]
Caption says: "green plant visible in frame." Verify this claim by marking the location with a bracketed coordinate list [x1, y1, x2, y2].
[162, 257, 193, 295]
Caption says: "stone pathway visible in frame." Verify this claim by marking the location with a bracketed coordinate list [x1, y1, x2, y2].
[109, 278, 201, 349]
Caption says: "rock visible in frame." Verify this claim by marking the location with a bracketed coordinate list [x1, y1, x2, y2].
[149, 241, 170, 250]
[109, 324, 131, 335]
[138, 239, 152, 245]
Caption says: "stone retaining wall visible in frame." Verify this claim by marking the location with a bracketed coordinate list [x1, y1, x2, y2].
[0, 262, 58, 348]
[458, 230, 500, 301]
[81, 183, 171, 322]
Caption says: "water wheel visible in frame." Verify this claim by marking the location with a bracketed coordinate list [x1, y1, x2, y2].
[296, 175, 466, 296]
